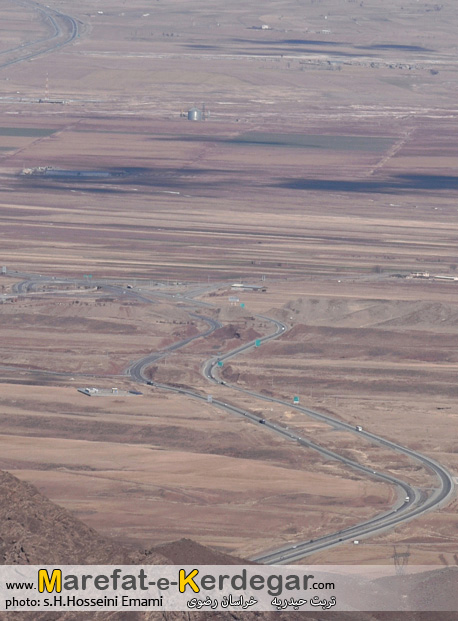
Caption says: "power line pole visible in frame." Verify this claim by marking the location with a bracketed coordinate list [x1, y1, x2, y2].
[392, 545, 410, 575]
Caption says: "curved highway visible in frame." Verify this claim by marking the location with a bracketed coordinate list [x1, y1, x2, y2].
[125, 288, 454, 564]
[10, 278, 223, 383]
[0, 1, 79, 70]
[126, 313, 221, 382]
[7, 275, 455, 563]
[201, 313, 454, 563]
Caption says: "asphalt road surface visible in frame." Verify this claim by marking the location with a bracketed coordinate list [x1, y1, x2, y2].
[0, 1, 79, 70]
[2, 0, 452, 563]
[201, 315, 454, 563]
[126, 313, 221, 382]
[126, 288, 454, 564]
[7, 274, 454, 563]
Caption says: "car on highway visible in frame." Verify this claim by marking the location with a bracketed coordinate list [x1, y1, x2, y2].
[259, 419, 266, 424]
[355, 425, 363, 432]
[146, 381, 154, 385]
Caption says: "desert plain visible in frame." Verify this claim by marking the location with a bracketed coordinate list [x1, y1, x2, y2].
[0, 0, 458, 592]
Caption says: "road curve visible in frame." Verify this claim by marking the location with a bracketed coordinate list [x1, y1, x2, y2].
[117, 283, 454, 562]
[7, 275, 454, 563]
[0, 1, 79, 70]
[201, 313, 454, 563]
[111, 284, 454, 563]
[126, 313, 222, 382]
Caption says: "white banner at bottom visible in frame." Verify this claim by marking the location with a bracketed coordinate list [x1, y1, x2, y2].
[1, 565, 457, 612]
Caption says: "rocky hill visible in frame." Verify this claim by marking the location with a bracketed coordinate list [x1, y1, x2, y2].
[1, 471, 455, 621]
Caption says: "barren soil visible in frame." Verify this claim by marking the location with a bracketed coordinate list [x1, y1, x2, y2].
[0, 0, 457, 588]
[0, 294, 392, 558]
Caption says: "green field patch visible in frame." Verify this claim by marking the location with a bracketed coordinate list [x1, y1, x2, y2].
[0, 127, 56, 137]
[229, 132, 394, 152]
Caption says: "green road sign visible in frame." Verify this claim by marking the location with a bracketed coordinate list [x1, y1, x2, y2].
[293, 396, 300, 404]
[255, 339, 261, 347]
[217, 361, 224, 367]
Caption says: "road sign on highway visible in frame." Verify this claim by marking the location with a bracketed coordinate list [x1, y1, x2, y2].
[255, 339, 261, 347]
[207, 395, 213, 403]
[240, 303, 245, 308]
[293, 396, 300, 404]
[217, 361, 224, 367]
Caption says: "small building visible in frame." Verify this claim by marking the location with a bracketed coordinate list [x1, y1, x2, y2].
[78, 387, 142, 397]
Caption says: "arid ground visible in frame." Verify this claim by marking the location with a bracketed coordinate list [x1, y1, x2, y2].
[0, 0, 458, 585]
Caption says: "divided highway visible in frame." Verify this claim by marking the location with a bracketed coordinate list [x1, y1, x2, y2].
[125, 289, 454, 564]
[8, 275, 455, 564]
[0, 1, 79, 70]
[201, 313, 454, 563]
[0, 0, 452, 566]
[126, 313, 221, 382]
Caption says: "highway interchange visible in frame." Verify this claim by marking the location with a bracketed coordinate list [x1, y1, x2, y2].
[5, 272, 455, 564]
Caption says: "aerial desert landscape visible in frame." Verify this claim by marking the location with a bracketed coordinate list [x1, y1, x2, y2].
[1, 0, 458, 618]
